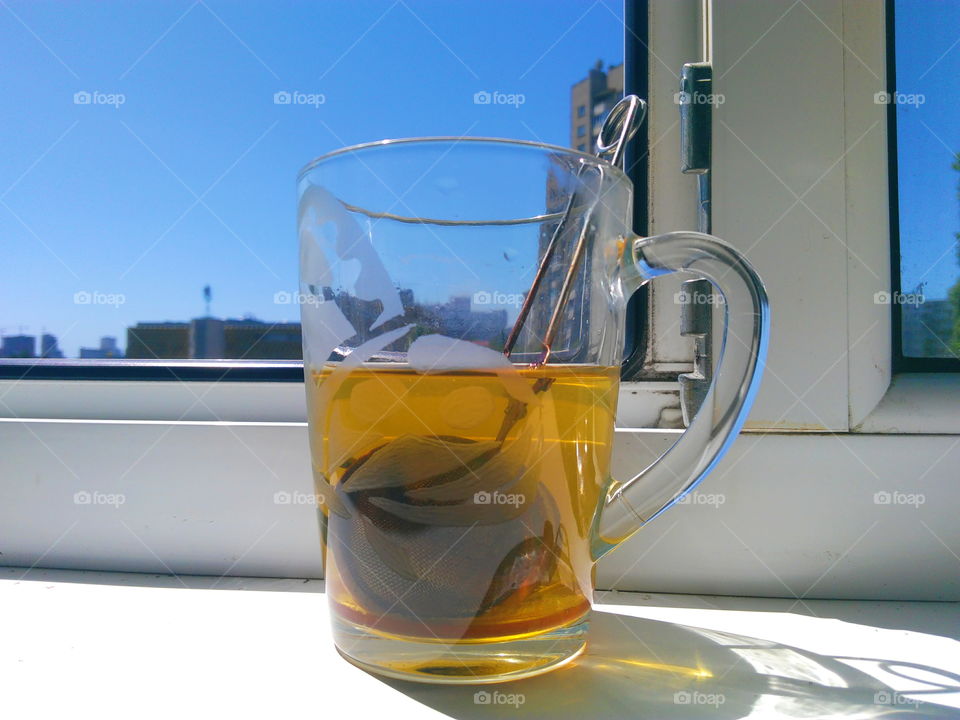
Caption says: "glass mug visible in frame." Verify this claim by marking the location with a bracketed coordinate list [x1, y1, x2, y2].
[297, 137, 768, 684]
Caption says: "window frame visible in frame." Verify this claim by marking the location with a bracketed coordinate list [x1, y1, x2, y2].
[4, 0, 959, 599]
[0, 1, 666, 423]
[701, 0, 960, 434]
[4, 1, 952, 430]
[886, 0, 960, 374]
[0, 358, 303, 382]
[0, 2, 654, 387]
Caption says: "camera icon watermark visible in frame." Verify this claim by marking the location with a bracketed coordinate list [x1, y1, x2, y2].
[873, 290, 924, 307]
[472, 290, 524, 308]
[74, 90, 126, 108]
[473, 690, 525, 707]
[674, 690, 726, 707]
[874, 690, 920, 707]
[273, 90, 326, 108]
[473, 90, 525, 108]
[873, 91, 925, 107]
[873, 490, 925, 508]
[673, 91, 725, 106]
[273, 491, 325, 506]
[676, 491, 726, 508]
[674, 289, 723, 305]
[73, 290, 126, 308]
[273, 290, 324, 306]
[73, 490, 126, 508]
[473, 490, 525, 508]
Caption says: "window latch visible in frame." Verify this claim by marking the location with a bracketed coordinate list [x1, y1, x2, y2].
[678, 62, 714, 425]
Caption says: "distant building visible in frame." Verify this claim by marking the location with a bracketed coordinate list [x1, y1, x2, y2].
[79, 336, 122, 359]
[0, 335, 35, 358]
[40, 333, 64, 359]
[126, 318, 302, 359]
[126, 323, 190, 359]
[525, 185, 591, 362]
[223, 319, 302, 359]
[190, 317, 226, 359]
[320, 288, 506, 352]
[571, 60, 624, 151]
[429, 296, 507, 345]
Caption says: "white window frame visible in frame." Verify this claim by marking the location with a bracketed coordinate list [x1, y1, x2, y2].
[2, 0, 958, 600]
[643, 0, 960, 434]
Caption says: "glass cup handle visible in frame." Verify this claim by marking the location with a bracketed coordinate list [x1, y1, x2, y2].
[593, 231, 770, 556]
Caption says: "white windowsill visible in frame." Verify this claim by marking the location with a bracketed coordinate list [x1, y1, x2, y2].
[3, 568, 958, 718]
[6, 372, 959, 436]
[855, 373, 960, 434]
[0, 378, 685, 427]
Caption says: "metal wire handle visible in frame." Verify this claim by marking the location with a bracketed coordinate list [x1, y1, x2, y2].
[596, 94, 646, 167]
[503, 95, 648, 361]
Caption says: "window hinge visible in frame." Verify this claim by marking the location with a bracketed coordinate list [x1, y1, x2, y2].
[678, 61, 715, 424]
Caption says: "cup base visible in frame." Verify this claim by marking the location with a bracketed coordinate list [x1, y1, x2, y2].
[332, 613, 589, 684]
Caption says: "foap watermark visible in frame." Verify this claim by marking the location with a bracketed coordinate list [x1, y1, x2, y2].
[874, 690, 921, 708]
[473, 290, 524, 308]
[676, 491, 726, 508]
[274, 290, 324, 306]
[673, 90, 725, 107]
[874, 91, 925, 108]
[74, 90, 125, 108]
[473, 690, 525, 708]
[74, 290, 125, 308]
[274, 491, 325, 506]
[474, 490, 524, 508]
[273, 90, 326, 108]
[674, 691, 726, 708]
[874, 290, 924, 307]
[74, 490, 125, 508]
[674, 288, 723, 305]
[874, 490, 925, 508]
[473, 90, 525, 108]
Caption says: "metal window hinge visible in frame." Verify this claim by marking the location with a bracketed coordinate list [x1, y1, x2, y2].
[678, 62, 715, 425]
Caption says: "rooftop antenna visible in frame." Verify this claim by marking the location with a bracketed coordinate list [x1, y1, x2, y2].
[203, 285, 212, 317]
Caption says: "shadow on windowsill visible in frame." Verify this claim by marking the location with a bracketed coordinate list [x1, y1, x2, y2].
[372, 609, 960, 718]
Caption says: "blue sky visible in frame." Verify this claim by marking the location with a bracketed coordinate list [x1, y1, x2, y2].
[1, 1, 957, 358]
[0, 0, 624, 356]
[895, 0, 960, 300]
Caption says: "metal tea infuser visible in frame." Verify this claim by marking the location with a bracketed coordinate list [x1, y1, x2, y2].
[503, 95, 647, 364]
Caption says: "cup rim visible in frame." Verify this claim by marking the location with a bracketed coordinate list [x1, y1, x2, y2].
[296, 135, 630, 185]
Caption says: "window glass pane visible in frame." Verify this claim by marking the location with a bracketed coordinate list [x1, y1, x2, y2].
[0, 1, 623, 361]
[894, 0, 960, 360]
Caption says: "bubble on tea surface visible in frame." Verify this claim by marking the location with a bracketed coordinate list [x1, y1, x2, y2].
[440, 385, 494, 429]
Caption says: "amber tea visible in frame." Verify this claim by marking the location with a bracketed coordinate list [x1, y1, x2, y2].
[308, 363, 619, 678]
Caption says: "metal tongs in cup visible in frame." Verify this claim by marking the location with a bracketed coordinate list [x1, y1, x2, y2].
[503, 95, 647, 364]
[493, 96, 647, 443]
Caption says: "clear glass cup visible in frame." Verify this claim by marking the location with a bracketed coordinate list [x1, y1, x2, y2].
[297, 137, 768, 683]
